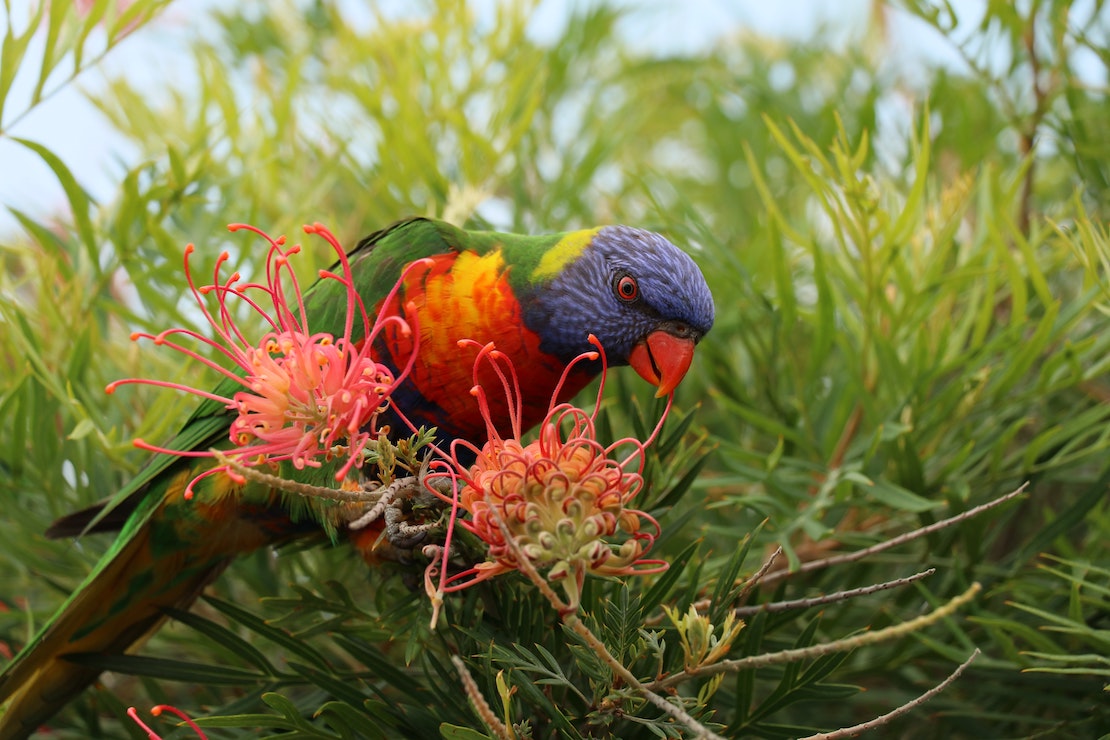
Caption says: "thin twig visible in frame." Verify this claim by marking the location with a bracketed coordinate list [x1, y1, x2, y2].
[759, 484, 1028, 587]
[680, 486, 1022, 620]
[451, 656, 513, 740]
[562, 615, 726, 740]
[734, 568, 935, 616]
[1018, 11, 1049, 238]
[737, 546, 782, 604]
[828, 404, 865, 472]
[797, 649, 981, 740]
[491, 511, 725, 739]
[211, 450, 380, 504]
[650, 545, 781, 626]
[649, 582, 981, 691]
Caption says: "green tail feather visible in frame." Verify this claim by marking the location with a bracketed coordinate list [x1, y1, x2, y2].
[0, 466, 304, 739]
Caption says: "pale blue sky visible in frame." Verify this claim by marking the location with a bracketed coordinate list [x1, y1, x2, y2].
[0, 1, 987, 234]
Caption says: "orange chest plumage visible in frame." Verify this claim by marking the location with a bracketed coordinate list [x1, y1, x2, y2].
[376, 250, 593, 444]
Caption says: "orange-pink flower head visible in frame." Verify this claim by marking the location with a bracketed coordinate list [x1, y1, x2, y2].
[426, 335, 670, 614]
[107, 222, 431, 498]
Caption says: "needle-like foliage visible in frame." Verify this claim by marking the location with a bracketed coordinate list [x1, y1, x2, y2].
[1, 1, 1108, 737]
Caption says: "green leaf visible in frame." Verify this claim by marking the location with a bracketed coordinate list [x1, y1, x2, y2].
[67, 418, 97, 441]
[0, 2, 46, 127]
[164, 606, 278, 674]
[12, 138, 100, 274]
[64, 653, 267, 684]
[31, 0, 72, 105]
[864, 479, 942, 512]
[203, 594, 332, 669]
[439, 724, 491, 740]
[640, 540, 699, 615]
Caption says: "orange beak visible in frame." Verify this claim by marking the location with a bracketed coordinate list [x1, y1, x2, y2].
[628, 330, 697, 397]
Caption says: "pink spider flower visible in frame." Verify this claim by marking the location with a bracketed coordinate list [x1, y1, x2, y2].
[107, 222, 430, 498]
[424, 335, 671, 617]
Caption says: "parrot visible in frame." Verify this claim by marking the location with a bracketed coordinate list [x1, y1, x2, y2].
[0, 217, 715, 738]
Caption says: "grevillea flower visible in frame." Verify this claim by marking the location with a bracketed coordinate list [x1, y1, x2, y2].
[424, 335, 670, 617]
[107, 223, 430, 498]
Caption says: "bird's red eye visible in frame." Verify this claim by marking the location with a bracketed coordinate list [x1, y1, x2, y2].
[616, 275, 638, 301]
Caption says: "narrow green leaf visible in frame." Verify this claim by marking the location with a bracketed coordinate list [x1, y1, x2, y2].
[289, 662, 372, 707]
[646, 451, 711, 511]
[74, 0, 111, 72]
[639, 540, 699, 615]
[67, 418, 97, 441]
[12, 138, 100, 275]
[203, 594, 332, 669]
[31, 0, 71, 105]
[164, 606, 278, 674]
[865, 479, 942, 512]
[64, 653, 267, 684]
[709, 530, 755, 623]
[439, 724, 492, 740]
[0, 2, 47, 127]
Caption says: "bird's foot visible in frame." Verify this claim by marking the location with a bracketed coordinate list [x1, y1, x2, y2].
[348, 456, 450, 550]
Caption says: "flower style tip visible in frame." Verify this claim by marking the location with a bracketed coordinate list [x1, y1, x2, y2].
[109, 222, 426, 498]
[427, 339, 671, 614]
[128, 704, 207, 740]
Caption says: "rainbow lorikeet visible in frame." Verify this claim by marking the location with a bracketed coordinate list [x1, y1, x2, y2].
[0, 217, 715, 738]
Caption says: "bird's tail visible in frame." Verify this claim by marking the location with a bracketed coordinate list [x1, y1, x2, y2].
[0, 474, 292, 740]
[0, 507, 243, 740]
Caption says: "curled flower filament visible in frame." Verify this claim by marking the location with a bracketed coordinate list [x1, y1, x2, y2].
[107, 222, 431, 498]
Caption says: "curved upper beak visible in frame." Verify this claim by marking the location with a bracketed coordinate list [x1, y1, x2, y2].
[628, 329, 697, 397]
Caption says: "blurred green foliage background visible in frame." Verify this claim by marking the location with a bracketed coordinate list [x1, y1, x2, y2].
[1, 0, 1108, 737]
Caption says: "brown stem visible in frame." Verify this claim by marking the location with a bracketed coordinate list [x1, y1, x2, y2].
[828, 403, 865, 472]
[649, 583, 982, 691]
[211, 450, 380, 504]
[759, 483, 1028, 587]
[733, 568, 935, 616]
[451, 656, 513, 740]
[489, 511, 724, 738]
[797, 649, 981, 740]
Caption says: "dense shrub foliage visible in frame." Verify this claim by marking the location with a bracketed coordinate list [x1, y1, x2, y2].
[1, 1, 1107, 737]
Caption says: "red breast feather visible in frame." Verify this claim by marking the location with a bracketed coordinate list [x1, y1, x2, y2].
[377, 250, 592, 444]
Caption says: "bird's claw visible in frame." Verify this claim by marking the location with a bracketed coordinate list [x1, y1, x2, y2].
[348, 455, 447, 551]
